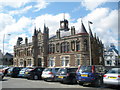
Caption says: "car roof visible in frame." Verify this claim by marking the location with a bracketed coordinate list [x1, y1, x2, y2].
[111, 68, 120, 70]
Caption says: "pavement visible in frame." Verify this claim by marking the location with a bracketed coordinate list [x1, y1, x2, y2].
[1, 76, 119, 90]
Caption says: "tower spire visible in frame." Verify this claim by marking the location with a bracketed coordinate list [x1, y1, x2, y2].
[80, 19, 88, 34]
[34, 26, 37, 36]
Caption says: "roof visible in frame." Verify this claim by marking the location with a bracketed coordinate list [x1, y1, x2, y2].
[107, 44, 119, 55]
[4, 53, 13, 57]
[79, 20, 88, 34]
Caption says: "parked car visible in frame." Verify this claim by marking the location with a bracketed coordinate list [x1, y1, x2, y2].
[7, 67, 23, 77]
[18, 67, 34, 77]
[1, 67, 10, 76]
[76, 65, 106, 87]
[103, 68, 120, 86]
[0, 72, 4, 81]
[27, 67, 45, 80]
[24, 67, 35, 78]
[41, 67, 60, 81]
[55, 67, 77, 84]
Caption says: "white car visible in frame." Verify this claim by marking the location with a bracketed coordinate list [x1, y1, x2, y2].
[103, 68, 120, 86]
[41, 67, 60, 81]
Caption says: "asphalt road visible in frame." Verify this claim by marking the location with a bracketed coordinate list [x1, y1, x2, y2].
[1, 77, 118, 90]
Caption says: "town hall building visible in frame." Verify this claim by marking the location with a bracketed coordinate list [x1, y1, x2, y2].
[13, 17, 104, 67]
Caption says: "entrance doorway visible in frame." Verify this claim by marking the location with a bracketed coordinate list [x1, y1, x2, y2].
[38, 58, 42, 66]
[24, 61, 26, 67]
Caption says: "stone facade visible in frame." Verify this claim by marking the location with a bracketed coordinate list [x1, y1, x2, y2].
[13, 18, 104, 67]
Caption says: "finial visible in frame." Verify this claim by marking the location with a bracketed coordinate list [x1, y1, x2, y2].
[63, 13, 65, 20]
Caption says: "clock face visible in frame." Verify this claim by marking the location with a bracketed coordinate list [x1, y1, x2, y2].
[61, 23, 64, 28]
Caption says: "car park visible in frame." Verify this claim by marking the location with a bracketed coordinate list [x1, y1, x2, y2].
[7, 67, 23, 77]
[76, 65, 106, 87]
[41, 67, 60, 81]
[18, 67, 34, 77]
[27, 67, 45, 80]
[103, 68, 120, 86]
[55, 67, 77, 84]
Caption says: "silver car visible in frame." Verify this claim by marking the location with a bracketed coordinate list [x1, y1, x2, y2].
[41, 67, 60, 81]
[103, 68, 120, 86]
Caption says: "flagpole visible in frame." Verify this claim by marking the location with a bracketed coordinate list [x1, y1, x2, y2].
[88, 21, 92, 65]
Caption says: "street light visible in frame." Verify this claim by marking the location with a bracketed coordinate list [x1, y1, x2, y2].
[88, 21, 93, 65]
[2, 33, 11, 65]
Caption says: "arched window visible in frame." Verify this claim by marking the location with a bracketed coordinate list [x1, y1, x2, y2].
[56, 43, 60, 52]
[84, 39, 88, 51]
[61, 42, 64, 53]
[76, 41, 80, 51]
[71, 41, 75, 51]
[67, 42, 70, 52]
[52, 44, 55, 53]
[49, 44, 52, 54]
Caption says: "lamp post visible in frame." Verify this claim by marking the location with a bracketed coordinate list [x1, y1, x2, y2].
[2, 34, 11, 65]
[88, 21, 93, 65]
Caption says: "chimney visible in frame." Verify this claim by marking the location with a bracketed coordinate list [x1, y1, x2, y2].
[71, 26, 75, 35]
[56, 30, 60, 39]
[25, 37, 28, 46]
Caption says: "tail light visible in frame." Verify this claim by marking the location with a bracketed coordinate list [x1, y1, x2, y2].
[103, 75, 107, 77]
[2, 70, 5, 73]
[118, 75, 120, 78]
[48, 72, 53, 74]
[66, 73, 69, 76]
[92, 66, 95, 73]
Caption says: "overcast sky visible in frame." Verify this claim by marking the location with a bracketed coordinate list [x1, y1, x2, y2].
[0, 0, 119, 54]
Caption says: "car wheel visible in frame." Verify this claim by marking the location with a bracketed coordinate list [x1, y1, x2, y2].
[72, 78, 77, 84]
[92, 78, 102, 87]
[34, 75, 38, 80]
[78, 81, 83, 85]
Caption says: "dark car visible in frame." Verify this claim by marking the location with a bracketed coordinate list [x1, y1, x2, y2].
[76, 65, 106, 87]
[18, 67, 34, 78]
[7, 67, 23, 77]
[55, 67, 77, 84]
[24, 67, 35, 78]
[27, 67, 45, 80]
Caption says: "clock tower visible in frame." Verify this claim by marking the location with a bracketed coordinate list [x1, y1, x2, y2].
[59, 14, 69, 31]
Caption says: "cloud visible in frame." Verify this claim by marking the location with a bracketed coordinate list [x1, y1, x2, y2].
[81, 0, 108, 10]
[33, 0, 49, 12]
[34, 13, 71, 37]
[3, 16, 33, 34]
[0, 0, 49, 13]
[0, 0, 30, 8]
[84, 8, 118, 47]
[0, 16, 33, 53]
[9, 6, 33, 15]
[0, 13, 15, 31]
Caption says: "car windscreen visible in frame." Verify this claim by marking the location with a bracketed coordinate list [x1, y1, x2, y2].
[21, 68, 27, 71]
[44, 68, 52, 72]
[8, 67, 14, 71]
[57, 68, 67, 75]
[107, 69, 120, 74]
[78, 66, 92, 73]
[55, 68, 60, 72]
[68, 68, 77, 73]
